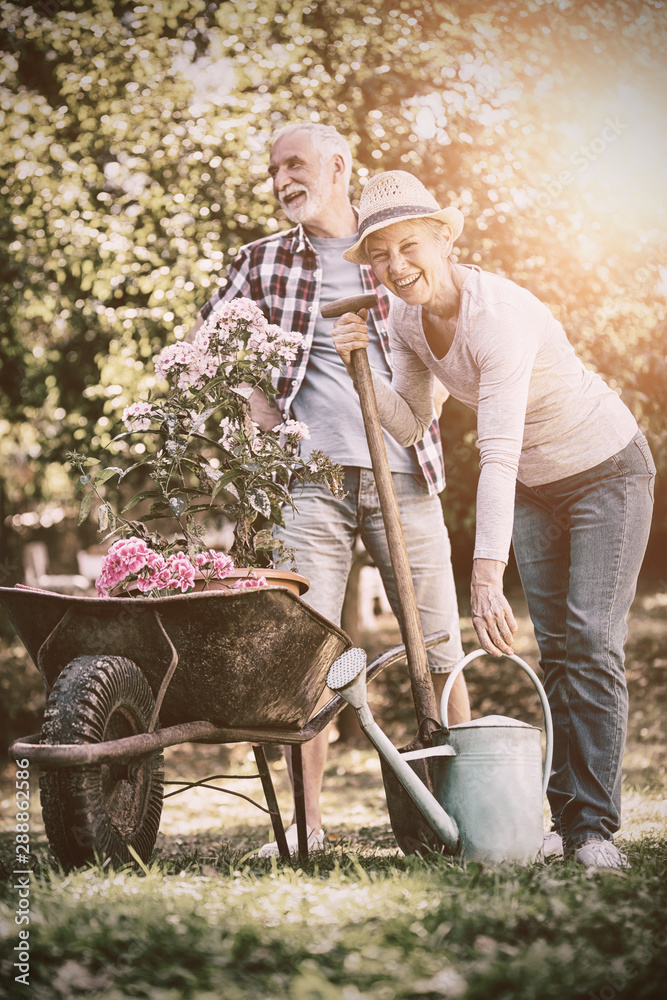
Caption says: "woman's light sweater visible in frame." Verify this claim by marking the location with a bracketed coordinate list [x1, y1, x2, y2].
[370, 265, 638, 563]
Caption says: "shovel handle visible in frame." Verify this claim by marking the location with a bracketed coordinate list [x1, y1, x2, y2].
[350, 348, 439, 732]
[320, 293, 379, 319]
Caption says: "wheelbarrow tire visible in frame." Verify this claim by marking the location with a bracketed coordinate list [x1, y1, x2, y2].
[40, 655, 164, 870]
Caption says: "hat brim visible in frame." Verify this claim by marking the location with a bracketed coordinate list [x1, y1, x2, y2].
[343, 207, 464, 266]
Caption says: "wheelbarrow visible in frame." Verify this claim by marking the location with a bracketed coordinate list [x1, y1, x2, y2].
[3, 583, 449, 869]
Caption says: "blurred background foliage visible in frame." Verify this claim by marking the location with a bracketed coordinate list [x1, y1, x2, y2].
[0, 0, 665, 580]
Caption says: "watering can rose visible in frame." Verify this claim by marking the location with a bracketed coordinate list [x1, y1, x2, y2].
[70, 298, 343, 596]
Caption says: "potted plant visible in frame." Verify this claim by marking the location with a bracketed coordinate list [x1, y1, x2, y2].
[69, 298, 343, 598]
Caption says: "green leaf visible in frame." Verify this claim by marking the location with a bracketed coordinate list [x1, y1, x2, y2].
[190, 375, 234, 404]
[189, 405, 219, 433]
[94, 467, 122, 486]
[247, 487, 271, 518]
[118, 462, 148, 482]
[145, 506, 172, 519]
[97, 504, 110, 532]
[169, 496, 186, 518]
[122, 489, 162, 512]
[77, 491, 94, 526]
[212, 478, 240, 500]
[218, 469, 240, 487]
[178, 503, 217, 514]
[253, 528, 275, 552]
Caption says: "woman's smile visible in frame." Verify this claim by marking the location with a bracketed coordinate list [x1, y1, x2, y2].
[394, 272, 422, 289]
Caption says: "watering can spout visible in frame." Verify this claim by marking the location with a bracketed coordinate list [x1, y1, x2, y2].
[327, 649, 460, 853]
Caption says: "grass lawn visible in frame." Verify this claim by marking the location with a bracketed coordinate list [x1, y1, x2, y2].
[0, 586, 665, 999]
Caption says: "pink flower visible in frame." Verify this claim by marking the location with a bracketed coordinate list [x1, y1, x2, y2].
[210, 551, 235, 579]
[231, 571, 267, 591]
[96, 539, 204, 597]
[277, 328, 304, 363]
[96, 536, 152, 596]
[165, 552, 196, 593]
[154, 341, 213, 392]
[278, 419, 311, 442]
[218, 416, 238, 451]
[136, 550, 170, 592]
[195, 549, 234, 580]
[122, 401, 155, 432]
[208, 298, 266, 330]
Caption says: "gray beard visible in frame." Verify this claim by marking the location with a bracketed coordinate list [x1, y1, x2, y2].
[282, 187, 327, 225]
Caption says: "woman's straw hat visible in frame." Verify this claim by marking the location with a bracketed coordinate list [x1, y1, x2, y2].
[343, 170, 464, 265]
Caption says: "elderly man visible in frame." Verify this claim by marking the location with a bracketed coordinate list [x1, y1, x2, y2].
[189, 122, 469, 855]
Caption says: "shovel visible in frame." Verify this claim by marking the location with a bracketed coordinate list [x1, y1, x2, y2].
[321, 292, 447, 853]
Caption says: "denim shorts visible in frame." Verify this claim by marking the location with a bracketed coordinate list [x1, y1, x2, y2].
[275, 467, 464, 672]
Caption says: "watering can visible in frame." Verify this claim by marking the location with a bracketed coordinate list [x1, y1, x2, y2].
[430, 648, 553, 864]
[327, 647, 553, 866]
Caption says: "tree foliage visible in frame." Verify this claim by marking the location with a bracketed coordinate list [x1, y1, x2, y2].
[1, 0, 665, 568]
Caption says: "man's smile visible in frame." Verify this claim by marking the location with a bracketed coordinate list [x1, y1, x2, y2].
[282, 187, 307, 206]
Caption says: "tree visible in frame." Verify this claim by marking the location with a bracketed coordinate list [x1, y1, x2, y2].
[1, 0, 665, 571]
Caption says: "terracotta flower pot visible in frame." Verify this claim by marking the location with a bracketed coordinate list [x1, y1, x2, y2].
[199, 568, 310, 598]
[111, 567, 309, 599]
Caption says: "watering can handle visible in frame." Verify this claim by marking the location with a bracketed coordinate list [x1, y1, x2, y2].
[440, 649, 553, 800]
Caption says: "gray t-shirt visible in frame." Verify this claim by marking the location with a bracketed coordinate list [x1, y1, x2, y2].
[372, 264, 637, 563]
[291, 233, 420, 475]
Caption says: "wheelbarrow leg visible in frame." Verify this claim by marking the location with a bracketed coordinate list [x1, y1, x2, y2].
[291, 744, 309, 861]
[252, 746, 290, 861]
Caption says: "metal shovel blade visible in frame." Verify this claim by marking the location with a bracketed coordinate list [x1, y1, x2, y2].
[327, 650, 458, 853]
[379, 734, 448, 854]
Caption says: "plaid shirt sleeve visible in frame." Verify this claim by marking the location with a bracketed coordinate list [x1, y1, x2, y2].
[199, 229, 318, 413]
[200, 245, 254, 320]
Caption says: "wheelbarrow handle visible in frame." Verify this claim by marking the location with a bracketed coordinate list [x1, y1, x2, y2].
[350, 347, 439, 731]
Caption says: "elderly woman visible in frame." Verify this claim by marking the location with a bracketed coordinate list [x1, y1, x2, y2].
[332, 170, 655, 870]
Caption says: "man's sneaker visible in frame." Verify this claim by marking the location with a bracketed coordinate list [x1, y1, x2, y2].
[574, 840, 630, 870]
[543, 831, 564, 858]
[257, 822, 325, 858]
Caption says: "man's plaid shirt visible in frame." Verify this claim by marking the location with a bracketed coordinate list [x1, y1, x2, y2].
[201, 223, 446, 495]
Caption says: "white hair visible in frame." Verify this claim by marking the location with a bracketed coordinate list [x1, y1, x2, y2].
[271, 122, 353, 187]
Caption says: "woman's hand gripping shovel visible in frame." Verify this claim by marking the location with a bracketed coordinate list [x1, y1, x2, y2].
[321, 294, 454, 854]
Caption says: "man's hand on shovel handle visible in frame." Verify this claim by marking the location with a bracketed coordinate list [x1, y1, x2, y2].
[331, 310, 370, 375]
[471, 558, 518, 657]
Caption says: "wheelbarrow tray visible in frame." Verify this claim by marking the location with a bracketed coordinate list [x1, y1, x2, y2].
[0, 584, 351, 731]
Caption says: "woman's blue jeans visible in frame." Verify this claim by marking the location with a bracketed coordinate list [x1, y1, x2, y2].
[513, 431, 655, 849]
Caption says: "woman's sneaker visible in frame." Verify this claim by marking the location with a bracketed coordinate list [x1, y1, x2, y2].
[574, 841, 630, 870]
[257, 823, 325, 858]
[543, 831, 564, 858]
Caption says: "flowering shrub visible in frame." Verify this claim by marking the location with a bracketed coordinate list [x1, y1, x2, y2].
[70, 298, 342, 597]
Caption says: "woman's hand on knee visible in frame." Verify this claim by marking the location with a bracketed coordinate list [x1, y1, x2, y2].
[471, 559, 517, 657]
